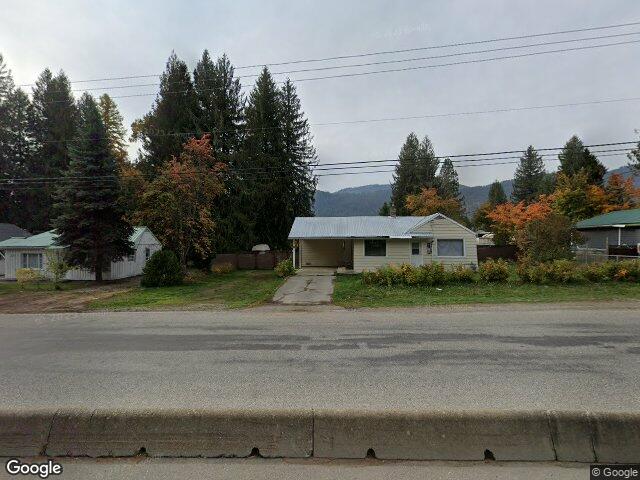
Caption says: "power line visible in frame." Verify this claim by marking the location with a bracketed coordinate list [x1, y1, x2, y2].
[31, 95, 640, 145]
[62, 30, 640, 95]
[16, 20, 640, 87]
[38, 37, 640, 104]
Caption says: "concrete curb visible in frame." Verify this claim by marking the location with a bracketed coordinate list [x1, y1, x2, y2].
[1, 409, 638, 462]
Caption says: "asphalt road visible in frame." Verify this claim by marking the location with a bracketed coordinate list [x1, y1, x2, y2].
[0, 303, 639, 411]
[0, 458, 590, 480]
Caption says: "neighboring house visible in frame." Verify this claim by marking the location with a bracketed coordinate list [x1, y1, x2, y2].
[575, 208, 640, 249]
[0, 223, 31, 277]
[0, 226, 161, 281]
[289, 214, 478, 272]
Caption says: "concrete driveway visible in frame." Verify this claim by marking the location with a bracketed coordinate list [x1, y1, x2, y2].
[272, 268, 335, 305]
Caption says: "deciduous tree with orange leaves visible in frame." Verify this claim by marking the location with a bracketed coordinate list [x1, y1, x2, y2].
[134, 135, 225, 268]
[405, 187, 466, 223]
[486, 195, 554, 245]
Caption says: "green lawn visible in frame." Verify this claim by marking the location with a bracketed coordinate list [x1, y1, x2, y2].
[333, 274, 640, 308]
[0, 281, 92, 294]
[89, 270, 284, 310]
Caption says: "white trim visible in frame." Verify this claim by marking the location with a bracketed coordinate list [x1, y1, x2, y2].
[434, 238, 466, 258]
[408, 213, 476, 236]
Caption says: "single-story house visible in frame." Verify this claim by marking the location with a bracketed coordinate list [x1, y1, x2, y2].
[575, 208, 640, 249]
[289, 214, 478, 272]
[0, 223, 31, 277]
[0, 226, 161, 280]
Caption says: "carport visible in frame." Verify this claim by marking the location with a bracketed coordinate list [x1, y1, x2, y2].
[295, 239, 353, 268]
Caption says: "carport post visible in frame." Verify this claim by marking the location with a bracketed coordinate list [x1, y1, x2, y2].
[292, 245, 296, 269]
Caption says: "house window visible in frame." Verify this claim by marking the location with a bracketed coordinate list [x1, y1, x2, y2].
[364, 239, 386, 256]
[21, 253, 43, 269]
[145, 247, 151, 260]
[437, 239, 464, 257]
[127, 252, 136, 262]
[411, 241, 420, 255]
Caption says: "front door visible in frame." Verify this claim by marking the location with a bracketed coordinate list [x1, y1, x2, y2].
[410, 241, 423, 266]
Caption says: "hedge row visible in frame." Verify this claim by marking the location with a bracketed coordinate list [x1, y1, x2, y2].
[361, 259, 640, 286]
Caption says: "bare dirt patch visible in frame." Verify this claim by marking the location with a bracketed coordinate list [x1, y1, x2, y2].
[0, 279, 139, 313]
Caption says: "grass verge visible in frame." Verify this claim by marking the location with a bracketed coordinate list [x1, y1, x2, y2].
[332, 274, 640, 308]
[89, 270, 284, 310]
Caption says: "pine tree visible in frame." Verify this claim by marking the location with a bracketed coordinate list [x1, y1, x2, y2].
[512, 145, 546, 203]
[437, 158, 461, 200]
[391, 133, 439, 214]
[97, 94, 128, 166]
[53, 94, 133, 281]
[193, 51, 244, 156]
[132, 52, 201, 175]
[488, 180, 507, 206]
[558, 135, 606, 185]
[379, 202, 391, 216]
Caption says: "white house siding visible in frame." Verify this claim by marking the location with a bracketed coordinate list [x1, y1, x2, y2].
[1, 230, 161, 280]
[353, 239, 412, 272]
[351, 218, 478, 272]
[411, 217, 478, 267]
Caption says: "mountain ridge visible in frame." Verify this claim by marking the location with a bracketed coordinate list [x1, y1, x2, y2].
[313, 165, 637, 216]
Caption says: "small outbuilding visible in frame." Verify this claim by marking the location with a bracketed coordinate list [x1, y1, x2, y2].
[575, 208, 640, 249]
[0, 223, 31, 277]
[0, 226, 161, 280]
[289, 214, 478, 272]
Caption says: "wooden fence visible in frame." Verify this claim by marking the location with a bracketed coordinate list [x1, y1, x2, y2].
[477, 245, 519, 262]
[212, 251, 291, 270]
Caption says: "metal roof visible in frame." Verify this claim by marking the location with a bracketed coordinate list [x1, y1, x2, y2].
[0, 226, 149, 249]
[575, 209, 640, 229]
[0, 223, 30, 242]
[289, 215, 440, 239]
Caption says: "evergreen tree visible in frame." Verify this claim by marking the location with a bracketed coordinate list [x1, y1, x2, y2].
[558, 135, 606, 185]
[53, 94, 133, 281]
[27, 69, 78, 231]
[488, 180, 507, 206]
[243, 68, 287, 248]
[280, 79, 316, 219]
[512, 145, 546, 203]
[0, 55, 34, 225]
[437, 158, 461, 200]
[193, 51, 244, 155]
[630, 137, 640, 174]
[391, 133, 439, 214]
[132, 52, 200, 175]
[378, 201, 391, 216]
[97, 93, 128, 166]
[193, 51, 250, 252]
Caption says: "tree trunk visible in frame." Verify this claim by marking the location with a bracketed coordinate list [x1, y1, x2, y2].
[95, 253, 103, 282]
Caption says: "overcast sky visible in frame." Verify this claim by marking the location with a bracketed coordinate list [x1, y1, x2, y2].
[2, 0, 639, 191]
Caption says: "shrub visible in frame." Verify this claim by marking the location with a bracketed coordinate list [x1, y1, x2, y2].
[516, 258, 548, 284]
[610, 260, 640, 282]
[274, 259, 295, 278]
[212, 262, 235, 275]
[582, 263, 610, 282]
[478, 259, 510, 283]
[141, 250, 183, 287]
[546, 259, 581, 284]
[515, 212, 580, 262]
[15, 268, 43, 284]
[45, 250, 70, 286]
[447, 265, 476, 283]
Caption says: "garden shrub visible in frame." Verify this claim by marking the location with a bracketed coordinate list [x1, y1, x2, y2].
[141, 250, 184, 287]
[15, 268, 43, 284]
[212, 262, 235, 274]
[582, 263, 609, 282]
[447, 265, 476, 283]
[274, 259, 295, 278]
[545, 259, 581, 284]
[414, 263, 447, 286]
[478, 259, 510, 283]
[610, 260, 640, 282]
